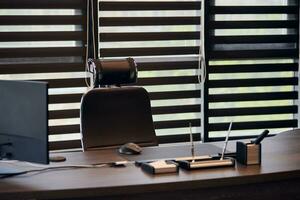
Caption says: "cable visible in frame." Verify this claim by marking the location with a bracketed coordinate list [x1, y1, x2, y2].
[0, 160, 135, 179]
[90, 0, 97, 59]
[198, 55, 207, 85]
[84, 0, 91, 88]
[0, 163, 108, 179]
[90, 0, 98, 88]
[199, 0, 207, 142]
[197, 0, 202, 85]
[197, 52, 202, 84]
[198, 0, 207, 86]
[84, 0, 98, 89]
[201, 55, 207, 85]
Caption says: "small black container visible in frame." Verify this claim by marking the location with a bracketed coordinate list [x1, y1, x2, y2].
[236, 141, 261, 165]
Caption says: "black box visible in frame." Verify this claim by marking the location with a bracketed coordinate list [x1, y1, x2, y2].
[236, 141, 261, 165]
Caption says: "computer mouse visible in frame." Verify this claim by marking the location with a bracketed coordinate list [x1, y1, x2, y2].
[118, 143, 142, 155]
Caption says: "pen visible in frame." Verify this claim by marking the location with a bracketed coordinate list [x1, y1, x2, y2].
[251, 130, 269, 144]
[221, 121, 233, 160]
[189, 122, 195, 161]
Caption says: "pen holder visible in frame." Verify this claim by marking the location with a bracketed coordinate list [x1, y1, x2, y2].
[236, 141, 261, 165]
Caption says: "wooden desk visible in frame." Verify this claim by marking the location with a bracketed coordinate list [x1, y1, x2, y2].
[0, 131, 300, 200]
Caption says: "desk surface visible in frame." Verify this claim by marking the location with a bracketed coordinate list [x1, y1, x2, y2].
[1, 130, 300, 200]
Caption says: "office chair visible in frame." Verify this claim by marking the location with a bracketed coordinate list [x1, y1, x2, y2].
[80, 58, 158, 150]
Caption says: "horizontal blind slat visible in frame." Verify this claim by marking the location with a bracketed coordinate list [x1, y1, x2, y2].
[100, 17, 200, 26]
[137, 61, 199, 71]
[49, 140, 82, 151]
[100, 32, 200, 42]
[49, 109, 79, 119]
[0, 32, 84, 42]
[0, 0, 85, 9]
[0, 63, 84, 74]
[99, 2, 201, 11]
[149, 90, 200, 100]
[138, 76, 198, 85]
[49, 125, 80, 135]
[34, 78, 86, 88]
[209, 63, 298, 73]
[212, 35, 298, 44]
[0, 16, 84, 25]
[210, 20, 298, 29]
[209, 77, 298, 88]
[209, 120, 297, 131]
[209, 92, 298, 102]
[100, 47, 199, 57]
[209, 106, 297, 117]
[210, 6, 298, 14]
[0, 47, 84, 58]
[49, 94, 83, 104]
[210, 49, 298, 59]
[152, 104, 200, 115]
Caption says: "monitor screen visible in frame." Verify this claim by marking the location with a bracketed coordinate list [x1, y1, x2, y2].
[0, 80, 48, 164]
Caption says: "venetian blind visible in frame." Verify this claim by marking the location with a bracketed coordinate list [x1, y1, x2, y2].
[203, 0, 299, 141]
[98, 1, 202, 143]
[0, 0, 87, 149]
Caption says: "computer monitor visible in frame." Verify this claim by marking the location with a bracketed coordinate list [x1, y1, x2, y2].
[0, 80, 49, 168]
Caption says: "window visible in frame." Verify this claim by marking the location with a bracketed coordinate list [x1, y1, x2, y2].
[98, 1, 202, 143]
[0, 0, 298, 149]
[203, 0, 299, 141]
[0, 0, 87, 149]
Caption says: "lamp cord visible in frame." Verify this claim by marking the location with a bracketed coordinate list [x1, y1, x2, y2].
[84, 0, 97, 89]
[198, 0, 207, 86]
[84, 0, 91, 88]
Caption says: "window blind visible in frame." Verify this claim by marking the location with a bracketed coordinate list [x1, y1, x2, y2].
[0, 0, 87, 150]
[99, 1, 202, 143]
[203, 0, 299, 141]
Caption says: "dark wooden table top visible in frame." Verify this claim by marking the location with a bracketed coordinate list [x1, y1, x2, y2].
[0, 130, 300, 200]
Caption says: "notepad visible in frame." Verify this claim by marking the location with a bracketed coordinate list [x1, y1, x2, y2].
[141, 160, 178, 174]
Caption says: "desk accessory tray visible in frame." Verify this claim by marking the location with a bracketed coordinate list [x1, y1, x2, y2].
[134, 155, 211, 167]
[175, 157, 235, 170]
[140, 160, 179, 174]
